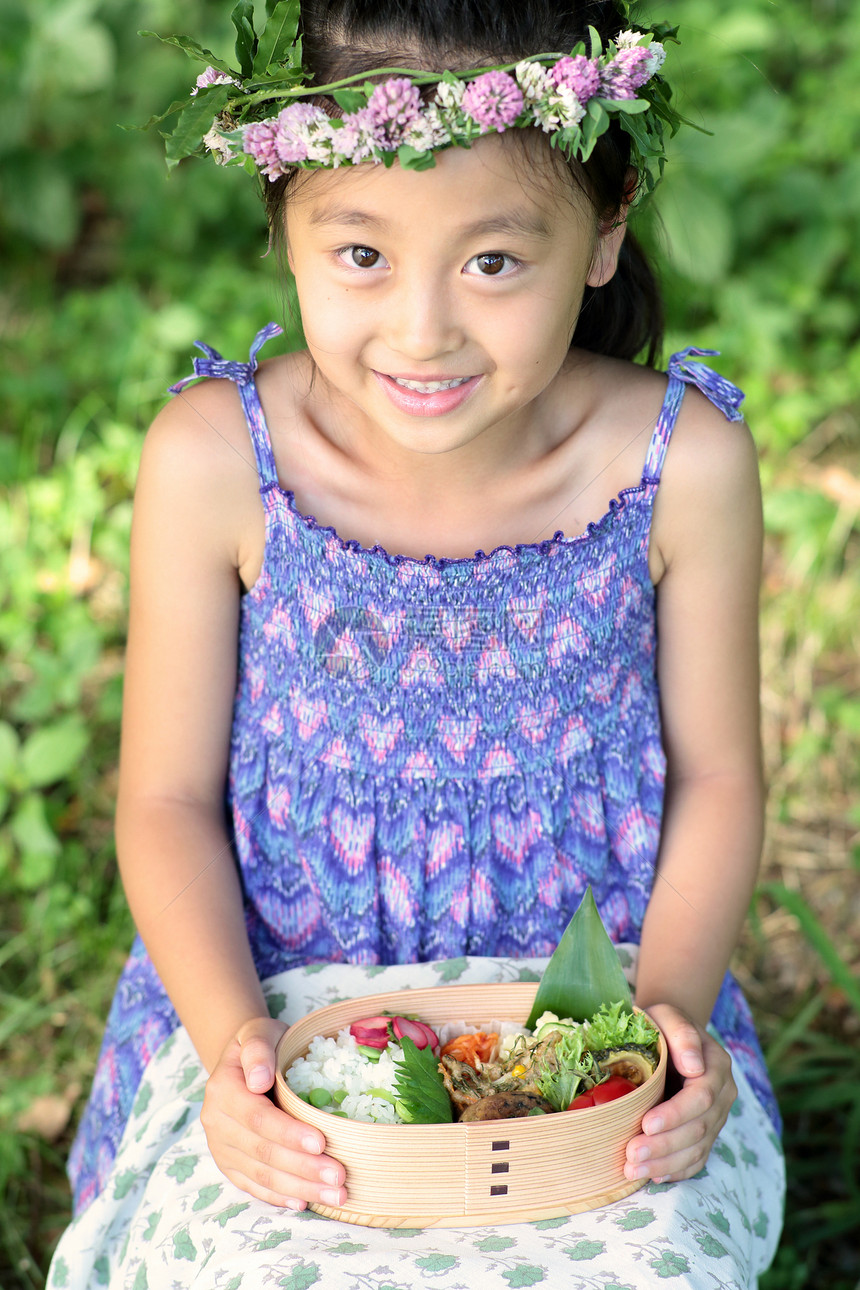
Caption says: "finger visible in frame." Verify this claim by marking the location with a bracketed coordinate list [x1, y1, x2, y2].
[628, 1111, 709, 1170]
[217, 1139, 347, 1209]
[204, 1057, 330, 1159]
[232, 1112, 345, 1185]
[221, 1160, 348, 1210]
[640, 1076, 717, 1137]
[220, 1141, 348, 1208]
[234, 1018, 288, 1094]
[217, 1084, 332, 1159]
[239, 1035, 277, 1094]
[625, 1137, 712, 1184]
[665, 1022, 705, 1079]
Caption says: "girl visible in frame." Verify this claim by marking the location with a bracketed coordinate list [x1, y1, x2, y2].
[52, 1, 784, 1285]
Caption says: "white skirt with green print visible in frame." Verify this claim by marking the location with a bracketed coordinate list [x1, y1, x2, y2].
[48, 954, 785, 1290]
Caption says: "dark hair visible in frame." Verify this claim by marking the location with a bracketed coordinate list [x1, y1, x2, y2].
[265, 0, 664, 365]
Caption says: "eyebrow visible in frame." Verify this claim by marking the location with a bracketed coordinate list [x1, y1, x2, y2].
[307, 205, 553, 241]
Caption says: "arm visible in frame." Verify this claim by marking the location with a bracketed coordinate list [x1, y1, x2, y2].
[116, 385, 345, 1208]
[626, 390, 764, 1183]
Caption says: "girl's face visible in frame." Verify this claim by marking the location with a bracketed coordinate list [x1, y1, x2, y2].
[286, 133, 625, 470]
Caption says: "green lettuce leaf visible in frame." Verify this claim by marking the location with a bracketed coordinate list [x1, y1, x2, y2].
[585, 1001, 660, 1053]
[533, 1027, 595, 1112]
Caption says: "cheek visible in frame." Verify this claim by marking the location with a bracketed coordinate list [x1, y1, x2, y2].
[502, 293, 578, 376]
[296, 280, 366, 357]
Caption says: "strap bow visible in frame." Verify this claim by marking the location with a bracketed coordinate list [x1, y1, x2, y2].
[666, 347, 745, 423]
[168, 322, 284, 394]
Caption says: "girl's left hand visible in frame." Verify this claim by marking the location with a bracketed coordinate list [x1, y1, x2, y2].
[623, 1003, 736, 1184]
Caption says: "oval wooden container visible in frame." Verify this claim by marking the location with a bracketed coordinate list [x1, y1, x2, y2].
[274, 982, 667, 1228]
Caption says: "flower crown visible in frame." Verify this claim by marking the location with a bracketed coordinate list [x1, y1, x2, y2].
[143, 1, 688, 199]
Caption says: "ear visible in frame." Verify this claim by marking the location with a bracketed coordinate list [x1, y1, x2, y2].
[585, 168, 635, 288]
[586, 207, 629, 289]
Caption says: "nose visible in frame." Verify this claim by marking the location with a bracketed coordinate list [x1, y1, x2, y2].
[384, 268, 464, 363]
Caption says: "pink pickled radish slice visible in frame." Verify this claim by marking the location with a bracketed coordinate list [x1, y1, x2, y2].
[392, 1016, 438, 1049]
[413, 1020, 440, 1050]
[349, 1016, 391, 1049]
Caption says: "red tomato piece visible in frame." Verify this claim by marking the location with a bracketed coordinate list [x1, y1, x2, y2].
[568, 1090, 596, 1110]
[591, 1075, 637, 1104]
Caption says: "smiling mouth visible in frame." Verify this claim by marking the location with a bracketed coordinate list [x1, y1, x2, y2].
[388, 376, 473, 394]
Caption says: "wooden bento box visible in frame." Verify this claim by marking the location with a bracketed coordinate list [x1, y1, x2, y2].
[274, 981, 667, 1228]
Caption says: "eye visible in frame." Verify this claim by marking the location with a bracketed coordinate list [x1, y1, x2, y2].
[463, 252, 519, 277]
[337, 245, 388, 270]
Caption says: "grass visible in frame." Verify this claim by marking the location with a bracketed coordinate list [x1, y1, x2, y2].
[2, 2, 859, 1282]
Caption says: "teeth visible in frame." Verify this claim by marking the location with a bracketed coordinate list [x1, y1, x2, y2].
[391, 376, 470, 394]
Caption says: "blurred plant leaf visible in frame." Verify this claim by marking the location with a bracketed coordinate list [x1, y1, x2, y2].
[759, 883, 860, 1018]
[9, 794, 61, 888]
[656, 171, 734, 284]
[0, 723, 19, 786]
[20, 720, 89, 789]
[162, 85, 231, 169]
[139, 30, 234, 74]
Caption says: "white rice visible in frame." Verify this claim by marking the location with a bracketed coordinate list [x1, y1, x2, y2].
[286, 1027, 406, 1124]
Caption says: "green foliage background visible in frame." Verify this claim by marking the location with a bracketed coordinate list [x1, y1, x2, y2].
[1, 1, 858, 1286]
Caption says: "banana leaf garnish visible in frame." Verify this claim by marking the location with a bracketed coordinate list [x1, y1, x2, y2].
[525, 886, 632, 1030]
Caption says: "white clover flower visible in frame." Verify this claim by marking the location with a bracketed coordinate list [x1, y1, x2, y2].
[191, 66, 241, 96]
[615, 30, 646, 50]
[330, 108, 379, 165]
[300, 119, 336, 163]
[434, 79, 466, 111]
[643, 42, 666, 75]
[202, 125, 234, 164]
[549, 86, 586, 130]
[515, 59, 553, 105]
[421, 103, 453, 146]
[402, 112, 449, 152]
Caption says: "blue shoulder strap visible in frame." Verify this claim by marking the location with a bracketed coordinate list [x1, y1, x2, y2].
[168, 322, 284, 487]
[641, 347, 746, 483]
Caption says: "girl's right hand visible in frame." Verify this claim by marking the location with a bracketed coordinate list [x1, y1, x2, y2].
[200, 1017, 348, 1210]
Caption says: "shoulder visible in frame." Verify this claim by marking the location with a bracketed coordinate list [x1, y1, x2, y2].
[137, 377, 264, 574]
[663, 380, 759, 512]
[652, 380, 761, 579]
[144, 375, 253, 474]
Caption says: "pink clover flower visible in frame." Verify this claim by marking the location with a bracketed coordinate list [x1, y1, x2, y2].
[550, 56, 601, 105]
[243, 120, 283, 178]
[600, 47, 652, 100]
[461, 70, 524, 131]
[367, 78, 422, 144]
[274, 103, 329, 164]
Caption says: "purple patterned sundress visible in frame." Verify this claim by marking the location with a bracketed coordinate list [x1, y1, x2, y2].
[68, 326, 779, 1214]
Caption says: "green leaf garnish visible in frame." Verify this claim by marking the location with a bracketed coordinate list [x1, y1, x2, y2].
[533, 1026, 594, 1112]
[392, 1037, 452, 1124]
[525, 886, 633, 1029]
[585, 1001, 659, 1053]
